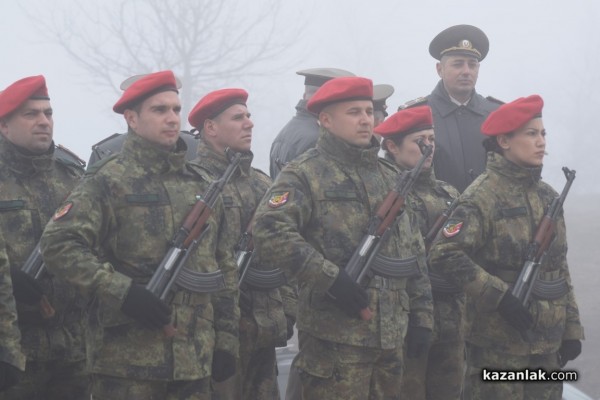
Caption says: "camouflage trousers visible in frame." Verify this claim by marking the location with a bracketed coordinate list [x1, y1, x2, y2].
[294, 331, 404, 400]
[91, 373, 211, 400]
[464, 346, 562, 400]
[402, 339, 465, 400]
[0, 358, 89, 400]
[212, 313, 280, 400]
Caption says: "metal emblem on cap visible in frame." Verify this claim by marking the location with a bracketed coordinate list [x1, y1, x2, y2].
[460, 40, 472, 49]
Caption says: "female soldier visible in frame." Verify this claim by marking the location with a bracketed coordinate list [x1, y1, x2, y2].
[375, 105, 464, 400]
[429, 95, 584, 400]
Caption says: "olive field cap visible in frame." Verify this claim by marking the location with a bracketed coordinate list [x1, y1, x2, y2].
[113, 70, 179, 114]
[481, 95, 543, 136]
[429, 24, 489, 61]
[188, 88, 249, 129]
[375, 105, 433, 138]
[307, 76, 373, 114]
[373, 84, 395, 114]
[0, 75, 49, 119]
[296, 67, 355, 87]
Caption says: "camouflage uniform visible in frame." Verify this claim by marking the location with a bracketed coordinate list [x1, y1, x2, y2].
[191, 139, 297, 400]
[0, 137, 87, 400]
[401, 167, 465, 400]
[253, 130, 433, 399]
[0, 232, 26, 372]
[429, 153, 585, 400]
[40, 133, 240, 400]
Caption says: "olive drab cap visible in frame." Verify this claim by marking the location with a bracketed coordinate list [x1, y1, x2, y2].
[481, 95, 543, 136]
[307, 76, 373, 114]
[375, 105, 433, 138]
[113, 70, 179, 114]
[373, 84, 394, 115]
[296, 67, 355, 87]
[429, 24, 489, 61]
[0, 75, 49, 119]
[188, 88, 248, 129]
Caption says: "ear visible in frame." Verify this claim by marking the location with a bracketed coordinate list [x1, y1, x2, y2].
[0, 118, 8, 136]
[496, 134, 510, 150]
[203, 119, 218, 138]
[123, 109, 137, 131]
[436, 62, 443, 78]
[319, 111, 331, 130]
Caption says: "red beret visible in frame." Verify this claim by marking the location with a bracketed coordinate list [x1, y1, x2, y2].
[481, 95, 543, 136]
[188, 88, 248, 129]
[307, 76, 373, 114]
[0, 75, 49, 119]
[113, 70, 178, 114]
[375, 105, 433, 138]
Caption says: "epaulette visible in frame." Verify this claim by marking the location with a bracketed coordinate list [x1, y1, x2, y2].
[435, 180, 460, 199]
[54, 144, 86, 170]
[288, 147, 320, 167]
[485, 95, 505, 105]
[251, 167, 270, 179]
[91, 133, 122, 149]
[84, 153, 119, 176]
[398, 96, 428, 111]
[185, 162, 214, 182]
[378, 156, 400, 173]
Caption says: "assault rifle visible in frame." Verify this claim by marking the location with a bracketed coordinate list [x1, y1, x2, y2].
[146, 150, 241, 336]
[21, 242, 55, 318]
[511, 167, 576, 306]
[344, 141, 433, 320]
[423, 197, 459, 252]
[236, 218, 286, 290]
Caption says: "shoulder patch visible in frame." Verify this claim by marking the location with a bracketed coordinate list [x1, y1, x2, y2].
[268, 191, 290, 208]
[485, 96, 505, 105]
[398, 96, 428, 111]
[442, 219, 463, 238]
[53, 201, 73, 221]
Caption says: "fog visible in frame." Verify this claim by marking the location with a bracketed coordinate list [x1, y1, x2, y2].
[3, 0, 600, 396]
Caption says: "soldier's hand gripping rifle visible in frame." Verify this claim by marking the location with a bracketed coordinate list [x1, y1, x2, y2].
[511, 167, 576, 306]
[343, 141, 433, 320]
[236, 217, 286, 291]
[146, 150, 242, 336]
[20, 242, 55, 318]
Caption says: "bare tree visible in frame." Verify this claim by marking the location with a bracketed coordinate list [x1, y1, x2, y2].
[25, 0, 307, 120]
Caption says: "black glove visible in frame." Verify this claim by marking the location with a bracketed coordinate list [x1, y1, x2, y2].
[327, 268, 369, 318]
[0, 362, 21, 392]
[121, 284, 172, 329]
[406, 326, 432, 359]
[10, 268, 43, 305]
[497, 292, 533, 333]
[211, 350, 236, 383]
[285, 314, 296, 341]
[558, 339, 582, 367]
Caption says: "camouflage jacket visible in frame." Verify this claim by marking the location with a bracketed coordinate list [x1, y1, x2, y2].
[253, 130, 433, 350]
[429, 152, 584, 355]
[190, 139, 297, 348]
[0, 137, 85, 363]
[406, 167, 465, 343]
[40, 132, 239, 381]
[0, 234, 25, 370]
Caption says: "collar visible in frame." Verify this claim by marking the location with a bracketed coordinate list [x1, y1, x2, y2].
[296, 99, 317, 117]
[486, 152, 543, 186]
[431, 80, 486, 117]
[0, 137, 54, 176]
[121, 132, 187, 175]
[196, 138, 253, 176]
[316, 128, 381, 166]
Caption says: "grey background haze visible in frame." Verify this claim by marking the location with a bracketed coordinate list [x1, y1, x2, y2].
[3, 0, 599, 397]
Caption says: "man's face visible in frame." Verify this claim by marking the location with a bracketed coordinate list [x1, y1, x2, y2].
[206, 104, 253, 153]
[436, 55, 480, 100]
[125, 91, 181, 149]
[319, 100, 374, 148]
[0, 99, 54, 154]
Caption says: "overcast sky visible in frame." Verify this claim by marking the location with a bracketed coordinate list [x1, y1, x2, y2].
[3, 0, 599, 193]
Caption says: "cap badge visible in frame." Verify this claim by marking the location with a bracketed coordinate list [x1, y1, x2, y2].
[459, 40, 472, 49]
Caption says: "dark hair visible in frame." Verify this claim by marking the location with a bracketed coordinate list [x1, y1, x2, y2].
[482, 132, 514, 154]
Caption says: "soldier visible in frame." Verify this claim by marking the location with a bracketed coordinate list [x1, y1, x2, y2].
[0, 75, 87, 399]
[429, 95, 584, 400]
[376, 105, 464, 400]
[373, 83, 394, 127]
[188, 88, 297, 399]
[0, 233, 25, 393]
[269, 67, 355, 179]
[87, 74, 198, 167]
[402, 24, 501, 192]
[40, 71, 239, 399]
[253, 77, 433, 399]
